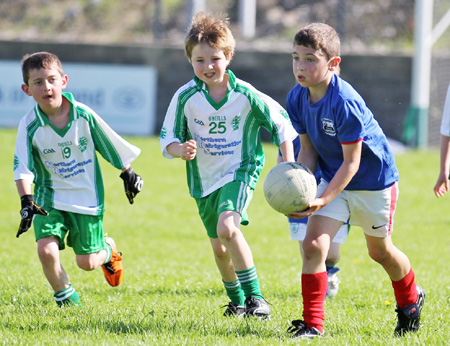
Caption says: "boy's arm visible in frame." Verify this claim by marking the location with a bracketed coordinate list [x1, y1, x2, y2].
[89, 111, 141, 170]
[254, 91, 297, 150]
[85, 112, 143, 204]
[316, 141, 361, 206]
[15, 179, 48, 238]
[434, 134, 450, 197]
[14, 121, 48, 237]
[279, 140, 295, 162]
[435, 84, 450, 197]
[167, 140, 197, 161]
[289, 140, 361, 219]
[16, 179, 32, 197]
[297, 133, 318, 173]
[276, 153, 282, 165]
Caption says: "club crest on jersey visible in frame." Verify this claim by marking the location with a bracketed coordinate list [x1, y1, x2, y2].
[78, 136, 88, 152]
[321, 118, 336, 136]
[231, 115, 240, 130]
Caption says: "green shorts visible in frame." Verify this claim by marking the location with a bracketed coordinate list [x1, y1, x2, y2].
[33, 208, 108, 255]
[195, 181, 253, 238]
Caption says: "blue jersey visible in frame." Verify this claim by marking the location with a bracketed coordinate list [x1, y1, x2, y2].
[286, 74, 398, 191]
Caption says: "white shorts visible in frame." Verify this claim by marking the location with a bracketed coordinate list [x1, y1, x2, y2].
[289, 221, 349, 243]
[314, 180, 398, 238]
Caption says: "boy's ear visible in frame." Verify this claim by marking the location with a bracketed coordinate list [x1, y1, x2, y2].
[329, 56, 341, 71]
[21, 84, 31, 96]
[61, 74, 68, 89]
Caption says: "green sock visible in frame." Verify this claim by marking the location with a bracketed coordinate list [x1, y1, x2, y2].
[223, 279, 245, 306]
[104, 242, 112, 264]
[53, 285, 82, 307]
[236, 266, 263, 300]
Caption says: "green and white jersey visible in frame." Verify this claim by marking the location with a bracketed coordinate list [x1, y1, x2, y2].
[14, 92, 141, 216]
[160, 70, 297, 198]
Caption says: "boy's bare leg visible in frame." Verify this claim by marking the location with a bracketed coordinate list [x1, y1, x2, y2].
[76, 251, 108, 271]
[37, 236, 70, 292]
[301, 216, 341, 274]
[210, 237, 238, 282]
[364, 234, 410, 281]
[217, 211, 254, 271]
[298, 241, 340, 266]
[216, 210, 269, 317]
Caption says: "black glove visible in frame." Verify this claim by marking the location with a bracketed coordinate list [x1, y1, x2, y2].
[17, 195, 49, 238]
[120, 167, 144, 204]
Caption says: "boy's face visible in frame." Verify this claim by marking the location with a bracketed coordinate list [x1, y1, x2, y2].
[190, 42, 232, 89]
[21, 67, 68, 110]
[292, 44, 340, 89]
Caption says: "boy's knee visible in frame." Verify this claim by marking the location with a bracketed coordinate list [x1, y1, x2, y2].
[37, 245, 54, 260]
[37, 242, 58, 261]
[302, 240, 325, 261]
[325, 256, 339, 267]
[76, 255, 97, 271]
[37, 236, 59, 259]
[216, 225, 236, 241]
[368, 248, 389, 264]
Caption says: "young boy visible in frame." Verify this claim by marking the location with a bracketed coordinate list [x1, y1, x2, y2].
[159, 12, 297, 318]
[434, 82, 450, 198]
[14, 52, 144, 307]
[277, 136, 350, 297]
[285, 23, 424, 338]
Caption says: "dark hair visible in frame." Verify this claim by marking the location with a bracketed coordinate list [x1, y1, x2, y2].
[294, 23, 340, 60]
[21, 52, 64, 84]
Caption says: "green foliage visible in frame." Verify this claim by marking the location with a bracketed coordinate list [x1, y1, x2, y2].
[1, 128, 450, 345]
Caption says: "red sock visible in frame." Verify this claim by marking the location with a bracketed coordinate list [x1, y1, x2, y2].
[302, 272, 327, 333]
[391, 268, 418, 308]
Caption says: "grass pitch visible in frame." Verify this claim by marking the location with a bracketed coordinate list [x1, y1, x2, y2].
[1, 128, 450, 345]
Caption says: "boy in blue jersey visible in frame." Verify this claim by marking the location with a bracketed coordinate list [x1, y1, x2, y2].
[278, 136, 349, 297]
[284, 23, 424, 338]
[14, 52, 144, 307]
[159, 12, 297, 319]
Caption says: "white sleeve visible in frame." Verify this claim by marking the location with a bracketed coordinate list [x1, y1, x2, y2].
[89, 111, 141, 168]
[13, 117, 35, 182]
[159, 90, 182, 159]
[440, 83, 450, 137]
[257, 90, 298, 145]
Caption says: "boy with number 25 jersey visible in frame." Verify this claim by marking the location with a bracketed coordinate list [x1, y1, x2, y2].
[160, 12, 296, 319]
[161, 70, 294, 198]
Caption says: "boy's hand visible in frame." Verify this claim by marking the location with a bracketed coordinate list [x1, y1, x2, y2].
[181, 140, 197, 161]
[120, 167, 144, 204]
[17, 195, 49, 238]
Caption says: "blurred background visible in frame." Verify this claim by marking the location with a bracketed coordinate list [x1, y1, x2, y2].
[0, 0, 449, 147]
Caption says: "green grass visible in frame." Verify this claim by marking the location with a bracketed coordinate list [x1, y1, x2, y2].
[1, 127, 449, 345]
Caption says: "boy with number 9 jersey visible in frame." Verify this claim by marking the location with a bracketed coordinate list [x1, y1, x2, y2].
[14, 52, 144, 307]
[160, 12, 297, 318]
